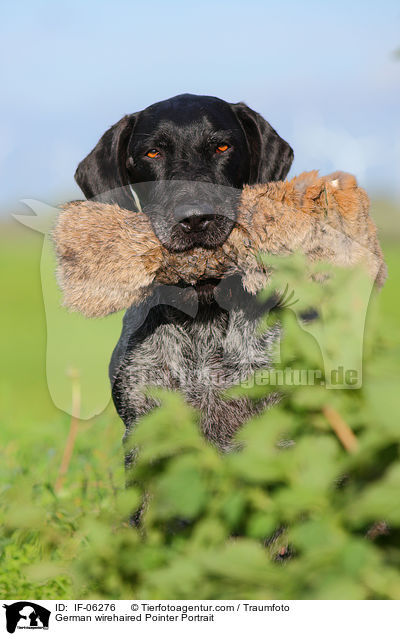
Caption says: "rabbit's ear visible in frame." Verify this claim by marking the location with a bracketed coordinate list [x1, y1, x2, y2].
[231, 102, 294, 183]
[74, 114, 137, 208]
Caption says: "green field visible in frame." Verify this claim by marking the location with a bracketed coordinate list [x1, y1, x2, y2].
[1, 207, 400, 600]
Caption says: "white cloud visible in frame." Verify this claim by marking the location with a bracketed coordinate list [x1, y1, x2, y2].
[292, 112, 384, 183]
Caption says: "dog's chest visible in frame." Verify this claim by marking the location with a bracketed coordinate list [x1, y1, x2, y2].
[166, 310, 276, 386]
[117, 304, 280, 448]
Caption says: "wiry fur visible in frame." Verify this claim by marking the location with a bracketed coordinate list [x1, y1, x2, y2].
[113, 302, 282, 452]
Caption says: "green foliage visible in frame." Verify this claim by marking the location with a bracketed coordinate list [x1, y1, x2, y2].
[1, 228, 400, 600]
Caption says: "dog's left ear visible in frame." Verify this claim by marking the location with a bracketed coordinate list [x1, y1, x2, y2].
[231, 102, 294, 183]
[75, 114, 137, 206]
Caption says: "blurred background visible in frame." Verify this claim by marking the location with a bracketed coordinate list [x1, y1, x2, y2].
[1, 0, 400, 213]
[0, 0, 399, 486]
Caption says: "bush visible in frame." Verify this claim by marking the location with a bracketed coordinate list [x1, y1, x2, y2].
[1, 256, 400, 599]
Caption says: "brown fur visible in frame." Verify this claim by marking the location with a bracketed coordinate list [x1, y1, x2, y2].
[53, 171, 386, 317]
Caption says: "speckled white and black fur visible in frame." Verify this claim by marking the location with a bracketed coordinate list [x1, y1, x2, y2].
[109, 277, 282, 458]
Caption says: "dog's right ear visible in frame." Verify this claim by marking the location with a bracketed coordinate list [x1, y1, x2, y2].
[75, 114, 137, 203]
[231, 102, 294, 184]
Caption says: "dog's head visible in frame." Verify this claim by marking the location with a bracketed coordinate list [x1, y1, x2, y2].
[75, 94, 293, 251]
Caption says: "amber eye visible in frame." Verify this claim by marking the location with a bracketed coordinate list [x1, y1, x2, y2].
[216, 143, 229, 154]
[146, 149, 160, 158]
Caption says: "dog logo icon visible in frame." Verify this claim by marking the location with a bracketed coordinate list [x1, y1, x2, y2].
[2, 602, 50, 633]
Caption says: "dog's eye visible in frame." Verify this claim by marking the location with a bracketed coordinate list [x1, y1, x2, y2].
[216, 144, 229, 154]
[146, 149, 160, 158]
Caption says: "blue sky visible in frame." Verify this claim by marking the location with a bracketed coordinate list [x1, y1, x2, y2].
[1, 0, 399, 215]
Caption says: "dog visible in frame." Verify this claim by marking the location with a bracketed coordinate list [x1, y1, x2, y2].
[75, 93, 294, 452]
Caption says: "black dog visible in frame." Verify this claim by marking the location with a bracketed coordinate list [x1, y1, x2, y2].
[75, 93, 293, 451]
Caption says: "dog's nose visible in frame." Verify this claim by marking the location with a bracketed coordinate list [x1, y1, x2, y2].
[175, 203, 215, 233]
[180, 214, 213, 233]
